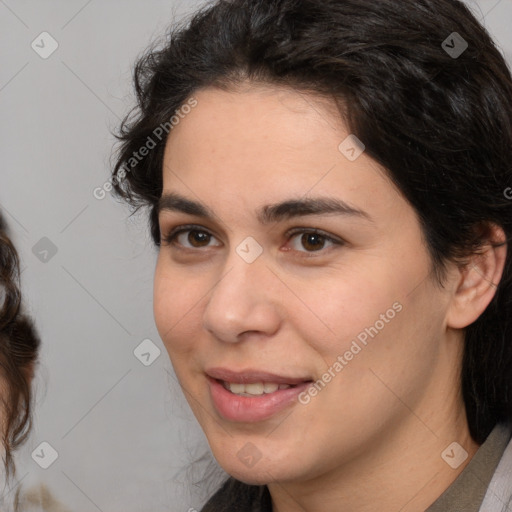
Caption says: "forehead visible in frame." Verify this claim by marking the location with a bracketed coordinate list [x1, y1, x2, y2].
[161, 85, 402, 220]
[164, 84, 343, 159]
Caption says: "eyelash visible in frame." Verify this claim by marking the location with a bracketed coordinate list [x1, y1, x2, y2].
[160, 224, 345, 256]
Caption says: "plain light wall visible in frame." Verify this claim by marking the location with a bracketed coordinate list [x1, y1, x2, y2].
[1, 0, 511, 510]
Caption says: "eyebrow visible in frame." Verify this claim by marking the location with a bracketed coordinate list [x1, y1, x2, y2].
[157, 192, 373, 224]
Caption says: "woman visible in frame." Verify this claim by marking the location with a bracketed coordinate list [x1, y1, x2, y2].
[112, 0, 512, 510]
[0, 216, 70, 511]
[0, 213, 41, 509]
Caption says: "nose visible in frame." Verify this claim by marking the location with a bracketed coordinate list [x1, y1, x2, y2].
[201, 250, 282, 343]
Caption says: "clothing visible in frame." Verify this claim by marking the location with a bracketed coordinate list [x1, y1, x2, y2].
[201, 422, 512, 511]
[479, 425, 512, 511]
[426, 421, 512, 511]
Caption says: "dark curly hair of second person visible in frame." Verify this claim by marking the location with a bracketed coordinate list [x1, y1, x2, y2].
[0, 212, 40, 480]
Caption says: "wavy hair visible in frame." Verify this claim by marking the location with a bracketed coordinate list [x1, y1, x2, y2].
[0, 213, 40, 478]
[110, 0, 512, 508]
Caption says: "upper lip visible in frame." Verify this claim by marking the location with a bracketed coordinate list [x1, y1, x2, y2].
[206, 367, 313, 385]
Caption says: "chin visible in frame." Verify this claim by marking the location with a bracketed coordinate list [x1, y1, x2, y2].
[211, 444, 308, 485]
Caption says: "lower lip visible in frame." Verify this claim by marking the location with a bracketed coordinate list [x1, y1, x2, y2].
[207, 377, 312, 423]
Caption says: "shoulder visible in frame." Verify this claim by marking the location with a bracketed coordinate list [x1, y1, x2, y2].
[13, 484, 72, 512]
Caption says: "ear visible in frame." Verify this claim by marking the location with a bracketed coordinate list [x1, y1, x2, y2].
[446, 223, 507, 329]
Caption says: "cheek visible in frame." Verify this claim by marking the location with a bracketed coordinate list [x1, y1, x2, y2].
[313, 280, 445, 420]
[292, 265, 404, 356]
[295, 247, 440, 387]
[153, 258, 201, 358]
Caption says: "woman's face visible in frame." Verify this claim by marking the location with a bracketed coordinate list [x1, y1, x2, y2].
[154, 84, 460, 484]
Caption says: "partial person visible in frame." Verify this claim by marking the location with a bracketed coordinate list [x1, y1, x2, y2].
[112, 1, 512, 510]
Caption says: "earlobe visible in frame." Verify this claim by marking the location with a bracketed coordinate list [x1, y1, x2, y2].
[446, 223, 508, 329]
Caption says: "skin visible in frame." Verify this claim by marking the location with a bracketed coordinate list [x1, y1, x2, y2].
[153, 83, 507, 512]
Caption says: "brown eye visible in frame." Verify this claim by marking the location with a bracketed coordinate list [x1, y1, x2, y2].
[186, 230, 211, 247]
[300, 233, 327, 251]
[161, 225, 221, 249]
[287, 228, 343, 254]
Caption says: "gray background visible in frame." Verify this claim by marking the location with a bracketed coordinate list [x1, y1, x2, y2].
[0, 0, 511, 510]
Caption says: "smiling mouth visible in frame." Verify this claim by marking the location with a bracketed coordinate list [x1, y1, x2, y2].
[207, 372, 315, 422]
[219, 380, 302, 396]
[206, 367, 314, 393]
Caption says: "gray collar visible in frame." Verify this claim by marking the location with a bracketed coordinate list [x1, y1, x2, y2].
[427, 422, 512, 512]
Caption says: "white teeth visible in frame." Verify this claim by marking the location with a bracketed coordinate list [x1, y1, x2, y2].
[222, 381, 294, 396]
[263, 383, 279, 393]
[228, 383, 245, 394]
[245, 383, 264, 395]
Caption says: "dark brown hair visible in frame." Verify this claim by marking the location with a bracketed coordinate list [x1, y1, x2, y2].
[111, 0, 512, 509]
[0, 212, 40, 478]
